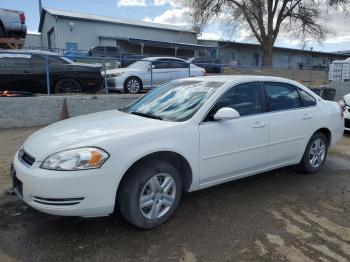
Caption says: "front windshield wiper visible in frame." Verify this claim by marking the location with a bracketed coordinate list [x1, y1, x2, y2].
[130, 111, 163, 120]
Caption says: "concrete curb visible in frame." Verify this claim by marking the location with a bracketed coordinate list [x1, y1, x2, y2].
[0, 94, 142, 129]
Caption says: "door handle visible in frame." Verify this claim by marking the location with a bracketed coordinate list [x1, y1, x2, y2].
[302, 114, 312, 120]
[253, 121, 266, 128]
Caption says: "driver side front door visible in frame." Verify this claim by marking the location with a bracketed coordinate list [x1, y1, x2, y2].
[198, 82, 269, 186]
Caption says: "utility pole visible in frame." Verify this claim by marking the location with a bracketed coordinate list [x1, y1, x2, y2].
[39, 0, 42, 15]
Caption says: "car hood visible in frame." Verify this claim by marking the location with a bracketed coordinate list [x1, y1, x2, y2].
[22, 110, 177, 161]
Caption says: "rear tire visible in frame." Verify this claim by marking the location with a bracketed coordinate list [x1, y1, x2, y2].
[54, 78, 82, 94]
[299, 132, 328, 174]
[118, 160, 182, 229]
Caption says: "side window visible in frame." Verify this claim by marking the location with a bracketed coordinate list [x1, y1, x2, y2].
[0, 57, 31, 68]
[264, 82, 301, 112]
[299, 89, 317, 107]
[31, 55, 45, 65]
[205, 82, 261, 121]
[48, 56, 66, 64]
[168, 59, 188, 68]
[153, 59, 169, 69]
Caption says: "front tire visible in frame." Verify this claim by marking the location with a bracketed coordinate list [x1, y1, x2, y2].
[54, 78, 82, 94]
[118, 160, 182, 229]
[124, 77, 142, 93]
[299, 132, 328, 174]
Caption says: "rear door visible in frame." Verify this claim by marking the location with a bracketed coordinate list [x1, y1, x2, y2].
[0, 54, 32, 92]
[168, 59, 190, 80]
[263, 82, 312, 166]
[151, 59, 171, 86]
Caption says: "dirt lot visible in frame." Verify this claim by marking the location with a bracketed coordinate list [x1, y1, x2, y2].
[0, 128, 350, 262]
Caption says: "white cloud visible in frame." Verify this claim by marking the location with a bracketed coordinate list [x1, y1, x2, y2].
[198, 32, 221, 40]
[143, 8, 189, 26]
[153, 0, 180, 7]
[117, 0, 146, 7]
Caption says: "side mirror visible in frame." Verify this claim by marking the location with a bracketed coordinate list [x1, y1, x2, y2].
[148, 64, 155, 71]
[214, 107, 240, 121]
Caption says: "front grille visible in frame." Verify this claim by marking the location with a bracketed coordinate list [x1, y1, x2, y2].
[107, 79, 116, 86]
[18, 149, 35, 166]
[32, 196, 84, 206]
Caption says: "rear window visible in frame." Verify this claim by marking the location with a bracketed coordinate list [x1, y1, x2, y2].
[264, 82, 301, 111]
[299, 89, 317, 107]
[0, 55, 31, 68]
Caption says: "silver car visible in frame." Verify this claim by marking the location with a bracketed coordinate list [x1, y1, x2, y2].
[0, 8, 27, 38]
[106, 57, 206, 93]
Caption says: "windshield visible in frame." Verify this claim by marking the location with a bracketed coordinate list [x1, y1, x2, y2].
[61, 56, 74, 64]
[127, 60, 150, 69]
[125, 79, 224, 122]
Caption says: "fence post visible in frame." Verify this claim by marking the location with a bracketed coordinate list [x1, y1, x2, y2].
[309, 67, 313, 85]
[45, 55, 51, 95]
[103, 59, 108, 95]
[188, 62, 191, 77]
[150, 61, 153, 89]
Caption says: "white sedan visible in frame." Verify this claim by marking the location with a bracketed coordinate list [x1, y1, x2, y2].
[105, 57, 206, 93]
[339, 93, 350, 131]
[12, 76, 343, 228]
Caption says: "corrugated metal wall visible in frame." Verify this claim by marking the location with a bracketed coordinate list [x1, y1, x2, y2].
[23, 33, 42, 48]
[41, 13, 197, 50]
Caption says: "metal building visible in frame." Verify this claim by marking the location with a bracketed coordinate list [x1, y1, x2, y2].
[198, 39, 348, 69]
[36, 8, 214, 57]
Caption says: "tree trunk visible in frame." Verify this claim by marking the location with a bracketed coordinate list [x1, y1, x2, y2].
[262, 43, 273, 67]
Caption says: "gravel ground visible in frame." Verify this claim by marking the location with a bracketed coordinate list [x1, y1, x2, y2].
[0, 127, 350, 262]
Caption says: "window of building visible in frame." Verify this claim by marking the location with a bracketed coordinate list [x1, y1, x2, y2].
[66, 42, 78, 50]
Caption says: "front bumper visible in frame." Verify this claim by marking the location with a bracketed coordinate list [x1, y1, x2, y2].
[106, 77, 124, 91]
[12, 151, 121, 217]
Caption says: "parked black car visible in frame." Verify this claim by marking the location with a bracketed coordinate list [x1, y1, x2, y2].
[0, 50, 103, 94]
[188, 57, 224, 73]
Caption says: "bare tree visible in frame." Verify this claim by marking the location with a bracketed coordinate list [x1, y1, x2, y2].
[189, 0, 348, 66]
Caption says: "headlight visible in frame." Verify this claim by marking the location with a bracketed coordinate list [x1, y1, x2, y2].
[108, 72, 124, 78]
[40, 147, 109, 171]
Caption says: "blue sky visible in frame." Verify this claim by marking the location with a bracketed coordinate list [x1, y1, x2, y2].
[1, 0, 349, 52]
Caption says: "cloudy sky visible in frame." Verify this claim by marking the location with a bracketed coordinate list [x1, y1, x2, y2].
[2, 0, 349, 52]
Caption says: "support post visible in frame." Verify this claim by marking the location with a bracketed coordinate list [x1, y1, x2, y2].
[103, 59, 108, 94]
[45, 55, 51, 95]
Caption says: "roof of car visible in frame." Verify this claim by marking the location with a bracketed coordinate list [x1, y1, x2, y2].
[143, 57, 187, 62]
[0, 49, 59, 56]
[188, 75, 304, 85]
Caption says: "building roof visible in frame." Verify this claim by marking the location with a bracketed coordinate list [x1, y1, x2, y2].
[39, 8, 197, 34]
[198, 39, 349, 58]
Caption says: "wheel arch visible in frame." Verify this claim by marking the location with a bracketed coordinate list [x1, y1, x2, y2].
[118, 151, 193, 194]
[314, 127, 332, 145]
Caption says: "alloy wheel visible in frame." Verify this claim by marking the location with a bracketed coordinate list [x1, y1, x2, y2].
[55, 79, 81, 93]
[127, 79, 140, 93]
[139, 173, 176, 220]
[309, 138, 326, 168]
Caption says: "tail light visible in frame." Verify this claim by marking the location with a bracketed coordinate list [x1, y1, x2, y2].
[19, 13, 25, 23]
